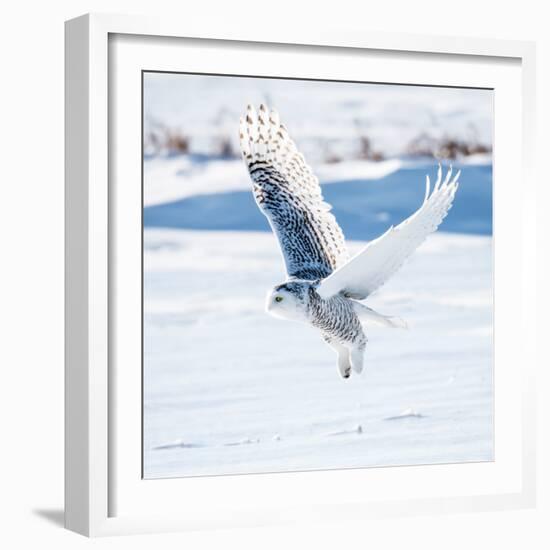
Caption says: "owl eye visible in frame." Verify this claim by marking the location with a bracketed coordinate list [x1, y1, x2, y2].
[275, 296, 283, 303]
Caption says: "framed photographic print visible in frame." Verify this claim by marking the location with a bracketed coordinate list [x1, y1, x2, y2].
[65, 13, 537, 536]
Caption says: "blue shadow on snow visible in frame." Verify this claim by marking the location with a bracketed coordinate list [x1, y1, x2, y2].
[143, 164, 492, 240]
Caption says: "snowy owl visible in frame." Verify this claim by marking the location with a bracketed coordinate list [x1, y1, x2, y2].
[239, 104, 459, 379]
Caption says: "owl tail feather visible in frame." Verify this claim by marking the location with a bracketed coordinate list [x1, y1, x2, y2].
[352, 302, 408, 329]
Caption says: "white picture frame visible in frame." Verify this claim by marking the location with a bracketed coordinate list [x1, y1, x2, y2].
[65, 13, 537, 537]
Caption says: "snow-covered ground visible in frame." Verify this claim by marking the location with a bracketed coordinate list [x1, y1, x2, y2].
[143, 229, 493, 479]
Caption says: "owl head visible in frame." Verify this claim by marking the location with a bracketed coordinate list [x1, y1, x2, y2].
[265, 281, 310, 322]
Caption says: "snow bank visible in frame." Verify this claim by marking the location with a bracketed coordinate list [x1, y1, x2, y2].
[143, 156, 404, 207]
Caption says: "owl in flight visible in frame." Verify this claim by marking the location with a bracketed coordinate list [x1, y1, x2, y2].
[239, 104, 459, 379]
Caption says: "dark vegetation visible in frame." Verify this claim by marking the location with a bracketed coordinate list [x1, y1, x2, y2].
[144, 113, 491, 162]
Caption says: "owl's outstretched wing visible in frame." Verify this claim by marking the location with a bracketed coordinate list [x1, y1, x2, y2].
[318, 165, 460, 300]
[240, 104, 348, 281]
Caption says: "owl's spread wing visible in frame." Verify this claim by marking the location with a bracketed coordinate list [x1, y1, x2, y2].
[318, 165, 460, 300]
[240, 104, 348, 281]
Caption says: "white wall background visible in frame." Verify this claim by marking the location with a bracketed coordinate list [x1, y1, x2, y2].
[0, 1, 547, 548]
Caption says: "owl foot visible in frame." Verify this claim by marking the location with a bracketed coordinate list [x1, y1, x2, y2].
[350, 343, 366, 374]
[340, 365, 351, 379]
[336, 347, 352, 379]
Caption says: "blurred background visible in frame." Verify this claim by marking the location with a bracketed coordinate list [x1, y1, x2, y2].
[144, 73, 492, 162]
[143, 73, 493, 239]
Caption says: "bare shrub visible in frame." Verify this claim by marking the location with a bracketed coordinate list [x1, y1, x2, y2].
[144, 118, 191, 156]
[213, 135, 239, 158]
[357, 136, 385, 161]
[165, 129, 190, 155]
[407, 132, 491, 160]
[353, 119, 384, 161]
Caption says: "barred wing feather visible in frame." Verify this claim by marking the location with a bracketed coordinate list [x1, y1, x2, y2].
[240, 104, 348, 281]
[318, 165, 460, 300]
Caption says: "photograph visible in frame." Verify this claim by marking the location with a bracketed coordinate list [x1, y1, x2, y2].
[142, 72, 494, 479]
